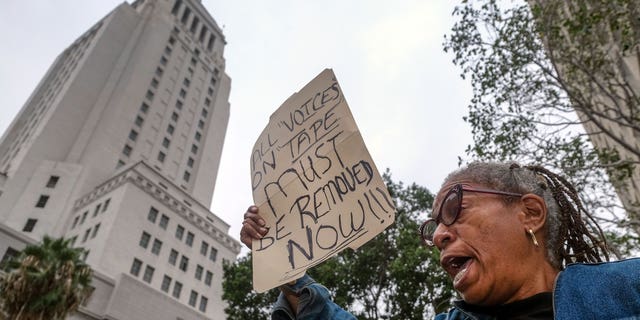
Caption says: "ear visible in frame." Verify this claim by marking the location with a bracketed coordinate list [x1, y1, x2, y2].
[517, 193, 547, 232]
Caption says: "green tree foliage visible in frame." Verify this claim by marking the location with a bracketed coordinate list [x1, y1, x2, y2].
[0, 236, 93, 320]
[443, 0, 640, 246]
[222, 173, 454, 319]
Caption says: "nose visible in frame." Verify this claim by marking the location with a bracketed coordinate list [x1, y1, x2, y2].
[432, 223, 456, 249]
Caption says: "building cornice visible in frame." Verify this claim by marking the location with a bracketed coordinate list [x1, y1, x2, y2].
[73, 161, 241, 254]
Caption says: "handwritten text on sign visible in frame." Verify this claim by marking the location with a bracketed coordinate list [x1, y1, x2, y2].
[250, 69, 395, 293]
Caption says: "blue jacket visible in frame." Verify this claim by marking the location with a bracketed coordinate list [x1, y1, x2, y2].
[272, 258, 640, 319]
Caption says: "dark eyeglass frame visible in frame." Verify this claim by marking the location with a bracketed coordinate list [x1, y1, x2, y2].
[419, 184, 523, 247]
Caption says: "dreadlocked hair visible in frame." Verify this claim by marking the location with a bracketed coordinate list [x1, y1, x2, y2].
[441, 162, 610, 269]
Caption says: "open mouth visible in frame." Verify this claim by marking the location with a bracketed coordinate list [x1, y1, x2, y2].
[442, 256, 473, 287]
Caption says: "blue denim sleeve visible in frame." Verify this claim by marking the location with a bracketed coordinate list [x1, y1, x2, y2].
[271, 274, 356, 320]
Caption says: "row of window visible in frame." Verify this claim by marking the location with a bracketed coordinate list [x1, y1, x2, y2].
[130, 258, 209, 313]
[163, 36, 199, 184]
[171, 0, 216, 52]
[70, 222, 101, 247]
[146, 206, 217, 283]
[23, 175, 62, 232]
[70, 197, 111, 230]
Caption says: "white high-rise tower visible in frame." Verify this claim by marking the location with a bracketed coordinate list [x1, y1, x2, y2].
[0, 0, 241, 319]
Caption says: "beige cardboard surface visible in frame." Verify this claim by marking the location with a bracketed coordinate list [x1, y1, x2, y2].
[250, 69, 395, 293]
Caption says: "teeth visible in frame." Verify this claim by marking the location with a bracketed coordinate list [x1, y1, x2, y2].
[453, 263, 469, 286]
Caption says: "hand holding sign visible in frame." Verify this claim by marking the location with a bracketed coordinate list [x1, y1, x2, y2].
[250, 69, 395, 292]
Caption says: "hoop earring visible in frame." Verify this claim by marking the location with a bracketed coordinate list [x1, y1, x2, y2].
[528, 229, 539, 247]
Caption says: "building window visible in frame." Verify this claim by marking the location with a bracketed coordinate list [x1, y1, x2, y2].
[143, 265, 155, 283]
[179, 256, 189, 272]
[198, 26, 207, 43]
[168, 36, 176, 46]
[22, 219, 37, 232]
[35, 195, 49, 208]
[91, 223, 100, 238]
[151, 239, 163, 255]
[167, 124, 175, 135]
[189, 290, 198, 307]
[201, 109, 208, 118]
[151, 78, 159, 88]
[200, 241, 208, 256]
[180, 6, 191, 24]
[183, 78, 190, 87]
[82, 229, 91, 243]
[155, 67, 164, 77]
[164, 46, 172, 56]
[80, 211, 88, 224]
[159, 214, 169, 229]
[186, 232, 194, 246]
[122, 145, 132, 157]
[160, 56, 168, 66]
[191, 144, 198, 154]
[208, 87, 214, 96]
[70, 236, 77, 246]
[190, 16, 200, 34]
[158, 151, 166, 163]
[190, 57, 197, 66]
[72, 216, 80, 229]
[210, 77, 217, 86]
[161, 275, 172, 292]
[102, 198, 110, 212]
[171, 112, 179, 122]
[179, 89, 186, 99]
[1, 247, 20, 269]
[183, 171, 190, 182]
[195, 265, 203, 280]
[175, 99, 183, 110]
[194, 131, 201, 141]
[169, 249, 178, 265]
[162, 137, 170, 148]
[130, 258, 142, 276]
[187, 66, 194, 76]
[187, 157, 194, 168]
[140, 102, 149, 113]
[146, 90, 154, 101]
[139, 231, 151, 249]
[204, 97, 211, 106]
[175, 225, 184, 240]
[207, 34, 215, 51]
[199, 296, 208, 312]
[204, 271, 213, 286]
[93, 203, 101, 217]
[198, 120, 205, 129]
[135, 115, 144, 127]
[172, 281, 182, 299]
[148, 207, 158, 223]
[129, 129, 138, 141]
[46, 175, 60, 188]
[170, 0, 182, 15]
[209, 247, 217, 262]
[116, 160, 126, 169]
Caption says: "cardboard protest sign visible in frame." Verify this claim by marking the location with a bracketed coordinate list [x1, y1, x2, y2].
[250, 69, 395, 293]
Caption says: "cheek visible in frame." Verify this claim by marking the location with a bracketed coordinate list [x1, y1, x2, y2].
[471, 207, 524, 258]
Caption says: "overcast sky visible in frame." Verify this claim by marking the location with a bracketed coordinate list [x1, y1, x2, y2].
[0, 0, 473, 253]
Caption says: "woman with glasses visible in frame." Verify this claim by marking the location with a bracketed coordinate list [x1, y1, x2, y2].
[240, 162, 640, 319]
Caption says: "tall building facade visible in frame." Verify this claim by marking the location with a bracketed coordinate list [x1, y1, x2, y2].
[0, 0, 241, 319]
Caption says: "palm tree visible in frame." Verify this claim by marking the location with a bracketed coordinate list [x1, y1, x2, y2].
[0, 236, 93, 320]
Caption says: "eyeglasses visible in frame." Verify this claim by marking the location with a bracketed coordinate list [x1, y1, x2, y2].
[419, 184, 523, 247]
